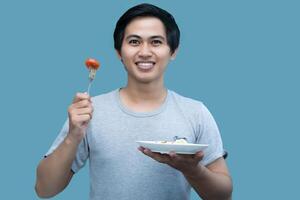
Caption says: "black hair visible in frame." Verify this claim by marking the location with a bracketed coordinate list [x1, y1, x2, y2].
[113, 3, 180, 54]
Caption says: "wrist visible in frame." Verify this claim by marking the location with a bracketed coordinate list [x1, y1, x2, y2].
[66, 132, 83, 145]
[183, 165, 207, 180]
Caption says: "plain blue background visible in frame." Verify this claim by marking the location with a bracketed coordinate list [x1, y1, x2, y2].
[0, 0, 299, 199]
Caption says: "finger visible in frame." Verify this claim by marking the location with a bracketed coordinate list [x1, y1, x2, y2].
[169, 151, 191, 159]
[74, 107, 93, 116]
[169, 152, 199, 163]
[68, 103, 92, 118]
[73, 92, 91, 103]
[71, 114, 91, 124]
[138, 146, 145, 152]
[168, 152, 187, 163]
[193, 151, 204, 162]
[74, 108, 93, 120]
[73, 100, 92, 109]
[168, 151, 178, 159]
[142, 148, 171, 163]
[78, 107, 93, 119]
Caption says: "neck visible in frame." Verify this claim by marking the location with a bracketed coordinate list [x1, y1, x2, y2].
[120, 80, 167, 112]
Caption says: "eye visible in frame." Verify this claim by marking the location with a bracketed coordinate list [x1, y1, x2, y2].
[129, 39, 140, 46]
[151, 40, 163, 46]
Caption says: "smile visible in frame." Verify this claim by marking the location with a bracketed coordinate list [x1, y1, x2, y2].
[135, 61, 156, 70]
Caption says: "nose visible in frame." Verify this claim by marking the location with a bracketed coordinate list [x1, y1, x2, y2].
[138, 43, 152, 58]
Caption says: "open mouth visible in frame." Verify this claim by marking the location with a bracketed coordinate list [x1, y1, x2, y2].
[135, 61, 156, 71]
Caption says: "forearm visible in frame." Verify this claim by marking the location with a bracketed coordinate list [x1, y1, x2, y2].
[184, 165, 232, 200]
[35, 134, 79, 198]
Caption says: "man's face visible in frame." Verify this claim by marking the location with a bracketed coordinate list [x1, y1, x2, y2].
[118, 17, 177, 84]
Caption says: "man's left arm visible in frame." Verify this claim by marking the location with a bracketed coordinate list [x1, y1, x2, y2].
[139, 148, 232, 200]
[184, 156, 232, 200]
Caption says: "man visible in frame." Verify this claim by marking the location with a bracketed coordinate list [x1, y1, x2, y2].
[35, 3, 232, 200]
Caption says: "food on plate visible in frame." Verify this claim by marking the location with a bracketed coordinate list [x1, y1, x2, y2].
[173, 138, 188, 144]
[156, 138, 188, 144]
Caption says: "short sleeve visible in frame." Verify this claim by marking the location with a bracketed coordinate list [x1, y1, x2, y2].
[44, 119, 89, 173]
[197, 103, 224, 166]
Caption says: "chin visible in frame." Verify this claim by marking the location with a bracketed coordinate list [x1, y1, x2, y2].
[129, 74, 158, 84]
[128, 70, 163, 84]
[136, 77, 156, 84]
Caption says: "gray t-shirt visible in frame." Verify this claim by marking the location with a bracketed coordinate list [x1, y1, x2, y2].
[45, 89, 224, 200]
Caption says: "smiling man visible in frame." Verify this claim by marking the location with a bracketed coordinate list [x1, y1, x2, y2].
[35, 3, 232, 200]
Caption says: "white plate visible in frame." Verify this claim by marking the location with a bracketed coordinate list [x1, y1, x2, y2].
[136, 141, 208, 154]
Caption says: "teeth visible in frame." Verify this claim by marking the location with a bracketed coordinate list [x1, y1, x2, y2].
[136, 62, 154, 70]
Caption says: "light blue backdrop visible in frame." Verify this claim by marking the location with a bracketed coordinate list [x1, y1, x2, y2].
[0, 0, 299, 199]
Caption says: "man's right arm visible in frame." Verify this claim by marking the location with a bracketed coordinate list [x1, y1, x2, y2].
[35, 134, 78, 198]
[35, 93, 93, 198]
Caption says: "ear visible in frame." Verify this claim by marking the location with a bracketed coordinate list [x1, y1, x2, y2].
[115, 49, 122, 60]
[170, 48, 178, 60]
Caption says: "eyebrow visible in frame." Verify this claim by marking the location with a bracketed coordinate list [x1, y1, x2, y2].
[125, 34, 166, 41]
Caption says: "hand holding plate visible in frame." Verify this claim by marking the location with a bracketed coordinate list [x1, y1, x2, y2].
[138, 146, 204, 175]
